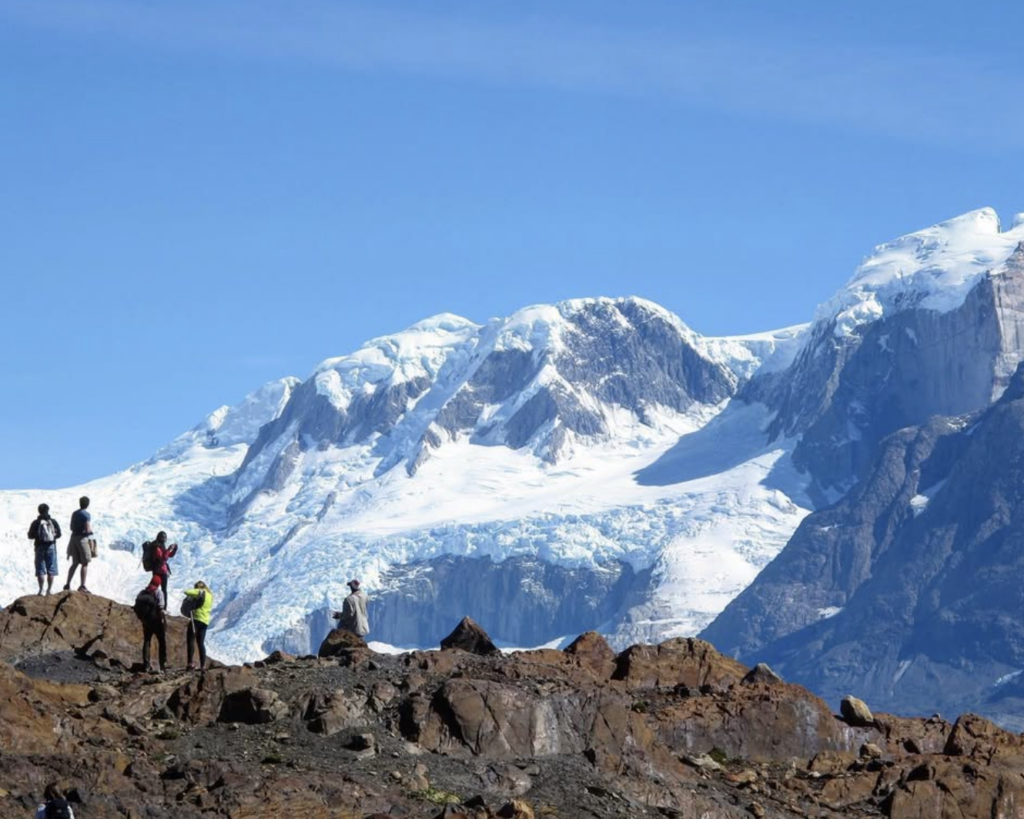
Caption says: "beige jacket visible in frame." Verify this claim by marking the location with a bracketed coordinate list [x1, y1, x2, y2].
[338, 589, 370, 636]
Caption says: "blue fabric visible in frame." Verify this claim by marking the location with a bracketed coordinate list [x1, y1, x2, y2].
[70, 509, 91, 536]
[34, 543, 57, 576]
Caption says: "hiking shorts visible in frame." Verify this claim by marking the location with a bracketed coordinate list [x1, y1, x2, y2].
[68, 534, 92, 566]
[34, 543, 58, 576]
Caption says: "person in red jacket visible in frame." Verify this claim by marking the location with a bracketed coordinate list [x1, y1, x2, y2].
[151, 531, 178, 610]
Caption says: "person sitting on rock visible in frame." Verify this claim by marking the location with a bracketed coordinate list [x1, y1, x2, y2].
[35, 782, 74, 818]
[332, 579, 370, 637]
[151, 531, 178, 610]
[133, 575, 167, 674]
[28, 503, 62, 597]
[182, 580, 213, 671]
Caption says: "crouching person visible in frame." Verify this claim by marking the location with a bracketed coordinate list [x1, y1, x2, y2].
[133, 575, 166, 673]
[182, 580, 213, 670]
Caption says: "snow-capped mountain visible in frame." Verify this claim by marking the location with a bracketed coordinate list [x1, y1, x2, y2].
[3, 208, 1023, 682]
[0, 297, 809, 662]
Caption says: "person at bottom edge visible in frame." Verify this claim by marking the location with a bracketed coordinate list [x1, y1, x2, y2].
[182, 580, 213, 670]
[332, 579, 370, 637]
[36, 781, 75, 818]
[133, 575, 166, 673]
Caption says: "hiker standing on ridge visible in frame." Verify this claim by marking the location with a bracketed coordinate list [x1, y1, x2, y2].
[133, 575, 167, 673]
[332, 579, 370, 638]
[182, 580, 213, 670]
[64, 496, 95, 593]
[28, 503, 62, 597]
[151, 531, 178, 610]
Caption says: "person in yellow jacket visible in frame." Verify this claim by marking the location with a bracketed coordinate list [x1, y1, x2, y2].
[182, 581, 213, 670]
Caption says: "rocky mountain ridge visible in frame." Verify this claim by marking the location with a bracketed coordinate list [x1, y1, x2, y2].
[2, 590, 1023, 818]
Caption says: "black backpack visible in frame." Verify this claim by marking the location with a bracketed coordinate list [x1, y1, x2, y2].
[141, 540, 155, 571]
[45, 798, 73, 819]
[133, 590, 159, 623]
[180, 590, 205, 618]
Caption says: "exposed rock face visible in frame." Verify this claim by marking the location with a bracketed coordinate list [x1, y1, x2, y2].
[705, 361, 1024, 726]
[230, 298, 738, 509]
[563, 631, 616, 678]
[750, 243, 1024, 499]
[611, 637, 747, 690]
[702, 412, 967, 659]
[440, 617, 500, 655]
[2, 592, 1023, 818]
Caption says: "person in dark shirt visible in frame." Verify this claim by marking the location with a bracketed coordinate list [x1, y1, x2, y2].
[27, 503, 62, 596]
[134, 575, 167, 673]
[64, 496, 94, 593]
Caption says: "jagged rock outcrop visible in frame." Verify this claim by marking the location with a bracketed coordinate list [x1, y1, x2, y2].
[440, 617, 500, 655]
[0, 592, 193, 670]
[318, 626, 368, 657]
[2, 592, 1023, 818]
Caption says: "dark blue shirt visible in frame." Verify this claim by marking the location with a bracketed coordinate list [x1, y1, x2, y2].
[70, 509, 91, 536]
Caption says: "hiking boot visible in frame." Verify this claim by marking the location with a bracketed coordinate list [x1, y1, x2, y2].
[186, 663, 196, 671]
[78, 586, 90, 594]
[62, 585, 70, 592]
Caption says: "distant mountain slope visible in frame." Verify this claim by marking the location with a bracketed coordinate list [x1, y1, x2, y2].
[706, 361, 1024, 727]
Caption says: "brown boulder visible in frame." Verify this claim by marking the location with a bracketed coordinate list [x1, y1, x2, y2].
[839, 695, 875, 727]
[219, 687, 290, 724]
[563, 631, 616, 678]
[318, 627, 368, 657]
[303, 688, 368, 736]
[440, 617, 500, 656]
[612, 637, 747, 690]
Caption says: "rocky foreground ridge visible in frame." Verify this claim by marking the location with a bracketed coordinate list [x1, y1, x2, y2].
[2, 593, 1024, 818]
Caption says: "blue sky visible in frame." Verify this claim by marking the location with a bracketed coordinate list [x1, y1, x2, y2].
[1, 0, 1022, 488]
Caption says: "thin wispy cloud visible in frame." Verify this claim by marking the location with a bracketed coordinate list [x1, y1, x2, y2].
[3, 0, 1022, 149]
